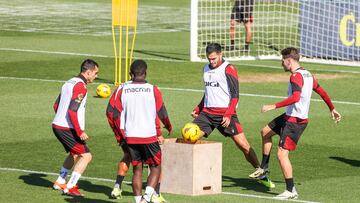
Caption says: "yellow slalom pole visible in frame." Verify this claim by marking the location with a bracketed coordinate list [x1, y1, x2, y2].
[129, 0, 138, 70]
[111, 26, 118, 85]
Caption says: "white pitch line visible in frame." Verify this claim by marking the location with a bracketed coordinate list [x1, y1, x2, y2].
[2, 47, 360, 74]
[222, 192, 321, 203]
[0, 167, 320, 203]
[0, 48, 187, 63]
[1, 76, 359, 106]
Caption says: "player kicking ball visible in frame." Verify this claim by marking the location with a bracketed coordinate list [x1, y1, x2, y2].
[249, 47, 341, 199]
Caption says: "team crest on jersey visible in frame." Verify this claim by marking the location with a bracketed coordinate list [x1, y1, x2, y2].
[75, 93, 84, 103]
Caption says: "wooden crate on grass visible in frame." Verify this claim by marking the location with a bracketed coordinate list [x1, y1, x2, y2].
[161, 138, 222, 196]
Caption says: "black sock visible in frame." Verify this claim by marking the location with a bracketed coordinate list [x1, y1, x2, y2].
[285, 178, 294, 192]
[155, 183, 161, 195]
[231, 40, 235, 45]
[260, 154, 270, 169]
[245, 43, 250, 50]
[115, 175, 125, 189]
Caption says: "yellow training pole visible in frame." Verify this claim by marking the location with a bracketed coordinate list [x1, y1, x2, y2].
[112, 0, 138, 85]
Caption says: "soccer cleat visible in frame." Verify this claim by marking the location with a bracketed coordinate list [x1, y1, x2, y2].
[139, 197, 150, 203]
[53, 181, 67, 191]
[274, 188, 298, 199]
[151, 193, 168, 203]
[249, 167, 269, 179]
[63, 185, 84, 197]
[110, 187, 122, 199]
[257, 176, 275, 188]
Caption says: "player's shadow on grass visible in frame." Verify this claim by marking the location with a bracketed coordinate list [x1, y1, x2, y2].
[222, 176, 278, 195]
[64, 197, 115, 203]
[329, 156, 360, 167]
[18, 173, 132, 201]
[133, 49, 187, 61]
[18, 173, 53, 188]
[78, 179, 133, 198]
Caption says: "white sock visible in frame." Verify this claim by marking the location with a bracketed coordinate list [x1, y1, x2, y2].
[134, 196, 142, 203]
[56, 167, 69, 184]
[67, 171, 81, 188]
[143, 186, 154, 201]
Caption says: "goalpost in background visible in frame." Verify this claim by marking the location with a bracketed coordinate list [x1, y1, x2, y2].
[190, 0, 360, 66]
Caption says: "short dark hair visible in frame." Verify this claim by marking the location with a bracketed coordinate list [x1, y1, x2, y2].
[80, 59, 99, 73]
[130, 59, 147, 77]
[281, 47, 300, 62]
[206, 43, 222, 55]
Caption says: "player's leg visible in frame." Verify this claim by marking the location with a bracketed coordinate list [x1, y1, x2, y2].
[275, 147, 298, 199]
[193, 112, 214, 140]
[244, 20, 253, 50]
[111, 143, 131, 199]
[250, 114, 285, 178]
[231, 132, 259, 168]
[64, 151, 92, 196]
[140, 142, 162, 203]
[275, 122, 306, 199]
[54, 154, 76, 190]
[132, 163, 144, 203]
[229, 19, 237, 50]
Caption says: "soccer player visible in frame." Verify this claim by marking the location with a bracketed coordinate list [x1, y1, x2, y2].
[106, 85, 167, 202]
[111, 59, 172, 203]
[192, 43, 274, 188]
[249, 47, 342, 199]
[229, 0, 254, 51]
[52, 59, 99, 196]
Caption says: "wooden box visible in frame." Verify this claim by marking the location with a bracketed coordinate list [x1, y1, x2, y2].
[160, 138, 222, 196]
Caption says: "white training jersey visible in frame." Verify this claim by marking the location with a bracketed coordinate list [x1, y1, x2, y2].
[203, 61, 231, 108]
[120, 82, 157, 138]
[286, 69, 313, 119]
[52, 77, 87, 130]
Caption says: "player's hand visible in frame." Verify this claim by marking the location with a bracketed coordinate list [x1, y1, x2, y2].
[262, 104, 276, 113]
[157, 135, 165, 144]
[221, 116, 231, 127]
[80, 132, 89, 141]
[191, 110, 199, 118]
[331, 109, 341, 123]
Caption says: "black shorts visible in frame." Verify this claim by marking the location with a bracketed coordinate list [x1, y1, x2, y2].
[128, 142, 161, 166]
[231, 0, 254, 23]
[268, 113, 307, 151]
[193, 111, 243, 137]
[52, 127, 90, 155]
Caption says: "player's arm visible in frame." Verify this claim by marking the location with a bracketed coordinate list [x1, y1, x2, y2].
[224, 65, 239, 119]
[192, 95, 204, 118]
[313, 78, 341, 123]
[154, 86, 172, 135]
[53, 94, 61, 112]
[262, 73, 302, 112]
[68, 82, 87, 139]
[113, 87, 126, 142]
[106, 86, 124, 143]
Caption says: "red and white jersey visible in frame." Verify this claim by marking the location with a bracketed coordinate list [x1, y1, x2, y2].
[203, 61, 231, 108]
[115, 80, 172, 144]
[285, 69, 313, 119]
[52, 77, 87, 133]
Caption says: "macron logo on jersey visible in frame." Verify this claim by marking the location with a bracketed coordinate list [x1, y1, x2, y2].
[124, 87, 151, 93]
[204, 81, 220, 87]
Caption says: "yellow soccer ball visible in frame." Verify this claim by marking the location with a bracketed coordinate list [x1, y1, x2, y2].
[182, 123, 201, 143]
[96, 83, 111, 98]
